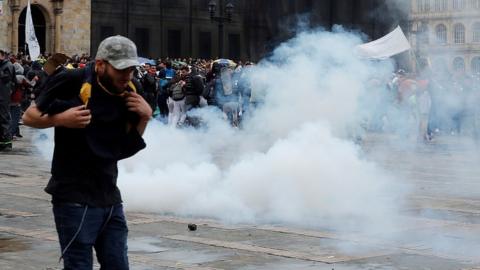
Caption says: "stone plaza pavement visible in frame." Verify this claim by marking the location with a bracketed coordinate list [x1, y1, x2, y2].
[1, 127, 480, 269]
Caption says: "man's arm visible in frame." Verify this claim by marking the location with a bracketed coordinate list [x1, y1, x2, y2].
[22, 103, 92, 129]
[135, 118, 150, 136]
[124, 91, 152, 135]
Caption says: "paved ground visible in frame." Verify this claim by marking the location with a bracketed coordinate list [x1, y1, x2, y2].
[1, 127, 480, 269]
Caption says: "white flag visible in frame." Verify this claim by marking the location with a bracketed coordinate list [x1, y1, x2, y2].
[25, 0, 40, 61]
[355, 26, 411, 60]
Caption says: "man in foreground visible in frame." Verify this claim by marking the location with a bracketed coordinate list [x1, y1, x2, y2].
[23, 35, 152, 269]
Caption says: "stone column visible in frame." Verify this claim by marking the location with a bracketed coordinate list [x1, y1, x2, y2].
[9, 0, 20, 53]
[52, 0, 64, 53]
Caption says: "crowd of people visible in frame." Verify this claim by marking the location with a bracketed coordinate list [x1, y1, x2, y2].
[1, 48, 480, 151]
[0, 50, 257, 151]
[365, 66, 480, 143]
[133, 57, 256, 128]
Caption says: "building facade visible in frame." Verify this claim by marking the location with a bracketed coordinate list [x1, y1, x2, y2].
[1, 0, 403, 62]
[410, 0, 480, 74]
[90, 0, 245, 60]
[91, 0, 403, 61]
[0, 0, 90, 57]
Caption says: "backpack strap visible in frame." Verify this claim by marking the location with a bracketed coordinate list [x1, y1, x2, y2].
[127, 81, 137, 93]
[79, 82, 92, 106]
[79, 64, 94, 106]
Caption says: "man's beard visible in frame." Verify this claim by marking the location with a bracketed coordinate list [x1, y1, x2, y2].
[99, 71, 125, 95]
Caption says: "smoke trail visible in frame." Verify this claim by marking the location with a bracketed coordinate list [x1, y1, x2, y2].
[118, 27, 408, 235]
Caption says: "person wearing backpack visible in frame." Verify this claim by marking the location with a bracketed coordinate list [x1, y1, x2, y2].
[213, 66, 241, 127]
[180, 65, 204, 111]
[167, 73, 187, 126]
[22, 36, 152, 270]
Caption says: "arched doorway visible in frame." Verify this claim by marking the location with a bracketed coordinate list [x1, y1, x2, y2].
[18, 5, 47, 55]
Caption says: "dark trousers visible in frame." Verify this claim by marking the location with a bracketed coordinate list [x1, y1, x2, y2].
[9, 105, 21, 136]
[145, 92, 157, 113]
[0, 100, 11, 142]
[157, 93, 169, 117]
[53, 203, 129, 270]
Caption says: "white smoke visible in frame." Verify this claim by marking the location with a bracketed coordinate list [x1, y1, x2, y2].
[31, 128, 54, 160]
[118, 27, 407, 234]
[29, 22, 480, 263]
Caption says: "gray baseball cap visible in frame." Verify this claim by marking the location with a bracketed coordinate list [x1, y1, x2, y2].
[95, 35, 139, 70]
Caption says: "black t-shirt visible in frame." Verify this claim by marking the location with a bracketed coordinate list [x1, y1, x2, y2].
[36, 65, 146, 207]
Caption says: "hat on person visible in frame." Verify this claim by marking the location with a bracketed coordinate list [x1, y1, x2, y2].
[95, 35, 139, 70]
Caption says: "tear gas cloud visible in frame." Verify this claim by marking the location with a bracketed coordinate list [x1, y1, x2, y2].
[32, 128, 54, 160]
[118, 26, 408, 235]
[30, 9, 480, 263]
[371, 0, 409, 27]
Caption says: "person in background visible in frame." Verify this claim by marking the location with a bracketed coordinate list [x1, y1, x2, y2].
[0, 50, 16, 151]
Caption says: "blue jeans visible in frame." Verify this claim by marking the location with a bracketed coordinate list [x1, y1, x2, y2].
[53, 203, 129, 270]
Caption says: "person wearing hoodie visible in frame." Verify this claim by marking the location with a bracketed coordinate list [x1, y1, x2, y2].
[0, 50, 15, 151]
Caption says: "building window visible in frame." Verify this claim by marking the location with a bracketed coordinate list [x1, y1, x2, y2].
[417, 0, 431, 12]
[163, 0, 183, 8]
[473, 22, 480, 42]
[434, 0, 448, 11]
[419, 24, 430, 44]
[453, 57, 465, 71]
[167, 30, 182, 58]
[198, 32, 212, 59]
[134, 28, 150, 57]
[454, 23, 465, 43]
[453, 0, 467, 9]
[100, 26, 114, 40]
[472, 57, 480, 74]
[435, 24, 447, 44]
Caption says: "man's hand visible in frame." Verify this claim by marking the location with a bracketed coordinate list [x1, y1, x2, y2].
[53, 105, 92, 128]
[125, 92, 152, 121]
[125, 92, 152, 135]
